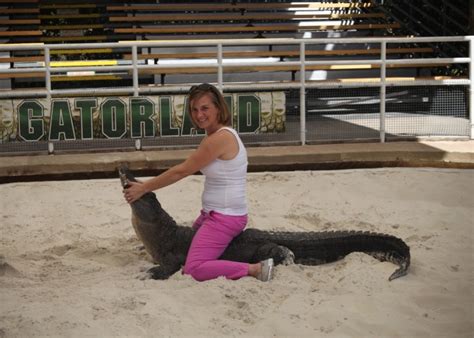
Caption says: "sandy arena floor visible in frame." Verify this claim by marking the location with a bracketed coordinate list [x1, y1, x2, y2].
[1, 168, 473, 337]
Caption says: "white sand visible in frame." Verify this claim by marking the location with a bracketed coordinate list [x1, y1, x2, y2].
[1, 168, 473, 337]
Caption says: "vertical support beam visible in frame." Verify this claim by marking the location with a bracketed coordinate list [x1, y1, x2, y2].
[299, 41, 306, 145]
[217, 43, 223, 92]
[132, 45, 139, 97]
[44, 46, 54, 154]
[132, 45, 142, 150]
[470, 37, 474, 139]
[380, 40, 387, 143]
[44, 47, 51, 101]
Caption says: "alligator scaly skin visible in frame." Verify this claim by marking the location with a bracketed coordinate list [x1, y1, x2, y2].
[119, 165, 410, 281]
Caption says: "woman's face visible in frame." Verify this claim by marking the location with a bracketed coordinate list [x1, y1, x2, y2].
[190, 93, 220, 132]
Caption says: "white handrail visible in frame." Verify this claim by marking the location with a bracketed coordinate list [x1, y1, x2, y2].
[1, 36, 471, 51]
[0, 35, 472, 144]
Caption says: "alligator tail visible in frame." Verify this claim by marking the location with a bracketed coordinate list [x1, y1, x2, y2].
[258, 230, 411, 281]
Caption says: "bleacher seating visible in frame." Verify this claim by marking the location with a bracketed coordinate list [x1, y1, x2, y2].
[107, 1, 399, 40]
[381, 0, 470, 77]
[0, 0, 465, 90]
[0, 0, 41, 42]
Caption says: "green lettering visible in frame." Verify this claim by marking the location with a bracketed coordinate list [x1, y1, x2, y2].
[101, 98, 126, 139]
[75, 98, 97, 140]
[18, 100, 44, 141]
[49, 100, 76, 141]
[159, 96, 179, 137]
[130, 97, 155, 138]
[238, 95, 260, 133]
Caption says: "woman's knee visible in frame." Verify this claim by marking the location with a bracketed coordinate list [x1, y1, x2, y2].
[183, 264, 207, 281]
[183, 260, 194, 275]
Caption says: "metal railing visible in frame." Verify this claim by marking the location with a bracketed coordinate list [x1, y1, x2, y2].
[0, 35, 472, 154]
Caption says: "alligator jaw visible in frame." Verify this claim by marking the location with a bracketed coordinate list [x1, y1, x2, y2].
[118, 165, 131, 188]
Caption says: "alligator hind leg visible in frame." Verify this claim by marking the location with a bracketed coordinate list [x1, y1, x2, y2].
[278, 246, 295, 265]
[255, 243, 295, 266]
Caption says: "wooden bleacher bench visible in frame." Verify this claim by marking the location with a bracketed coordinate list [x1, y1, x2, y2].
[0, 72, 123, 82]
[108, 1, 393, 38]
[39, 13, 102, 20]
[0, 72, 44, 80]
[0, 19, 41, 25]
[0, 1, 424, 87]
[123, 47, 434, 61]
[0, 30, 42, 37]
[49, 74, 124, 82]
[39, 24, 106, 30]
[39, 3, 99, 10]
[147, 62, 458, 84]
[0, 0, 40, 42]
[1, 8, 39, 14]
[0, 59, 449, 81]
[0, 55, 44, 63]
[39, 35, 120, 43]
[324, 76, 468, 83]
[106, 2, 376, 12]
[0, 47, 433, 66]
[32, 0, 113, 45]
[114, 23, 400, 36]
[138, 62, 454, 77]
[0, 49, 122, 65]
[0, 0, 38, 3]
[109, 12, 386, 24]
[49, 48, 117, 56]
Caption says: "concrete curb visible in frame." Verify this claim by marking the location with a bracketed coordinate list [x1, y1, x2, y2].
[0, 141, 473, 183]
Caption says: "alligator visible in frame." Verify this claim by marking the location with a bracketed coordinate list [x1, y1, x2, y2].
[119, 165, 410, 281]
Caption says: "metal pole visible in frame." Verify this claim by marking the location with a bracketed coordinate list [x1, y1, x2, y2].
[44, 46, 54, 154]
[44, 47, 51, 100]
[470, 37, 474, 139]
[300, 41, 306, 145]
[380, 40, 387, 143]
[132, 45, 139, 97]
[217, 43, 223, 92]
[132, 45, 142, 150]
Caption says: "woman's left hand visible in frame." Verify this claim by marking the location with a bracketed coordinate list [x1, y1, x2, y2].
[123, 181, 147, 204]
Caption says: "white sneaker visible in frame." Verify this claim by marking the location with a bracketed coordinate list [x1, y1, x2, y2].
[257, 258, 274, 282]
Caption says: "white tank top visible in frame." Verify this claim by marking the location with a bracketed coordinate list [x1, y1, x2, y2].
[200, 127, 248, 216]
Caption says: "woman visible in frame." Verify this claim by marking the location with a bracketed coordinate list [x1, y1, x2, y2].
[123, 83, 273, 282]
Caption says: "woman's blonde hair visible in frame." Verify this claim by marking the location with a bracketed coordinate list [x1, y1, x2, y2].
[187, 83, 231, 128]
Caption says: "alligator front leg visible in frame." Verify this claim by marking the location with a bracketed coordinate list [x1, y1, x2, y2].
[146, 264, 180, 280]
[145, 255, 183, 280]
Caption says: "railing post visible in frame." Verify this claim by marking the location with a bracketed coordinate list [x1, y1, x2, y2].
[217, 43, 223, 92]
[132, 45, 139, 97]
[132, 45, 142, 150]
[44, 46, 54, 154]
[470, 36, 474, 139]
[300, 41, 306, 145]
[380, 40, 387, 143]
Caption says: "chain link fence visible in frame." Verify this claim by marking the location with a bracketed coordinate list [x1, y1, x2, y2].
[0, 36, 472, 155]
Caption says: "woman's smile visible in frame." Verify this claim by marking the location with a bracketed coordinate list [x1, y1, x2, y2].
[191, 94, 220, 133]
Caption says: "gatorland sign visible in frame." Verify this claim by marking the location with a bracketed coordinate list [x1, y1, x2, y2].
[0, 92, 285, 142]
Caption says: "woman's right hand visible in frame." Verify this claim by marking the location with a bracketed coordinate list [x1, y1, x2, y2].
[123, 181, 147, 204]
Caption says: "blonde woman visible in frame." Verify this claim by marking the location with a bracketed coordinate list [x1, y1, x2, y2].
[123, 83, 273, 282]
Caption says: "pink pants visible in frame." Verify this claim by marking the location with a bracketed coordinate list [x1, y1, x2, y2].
[183, 210, 249, 281]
